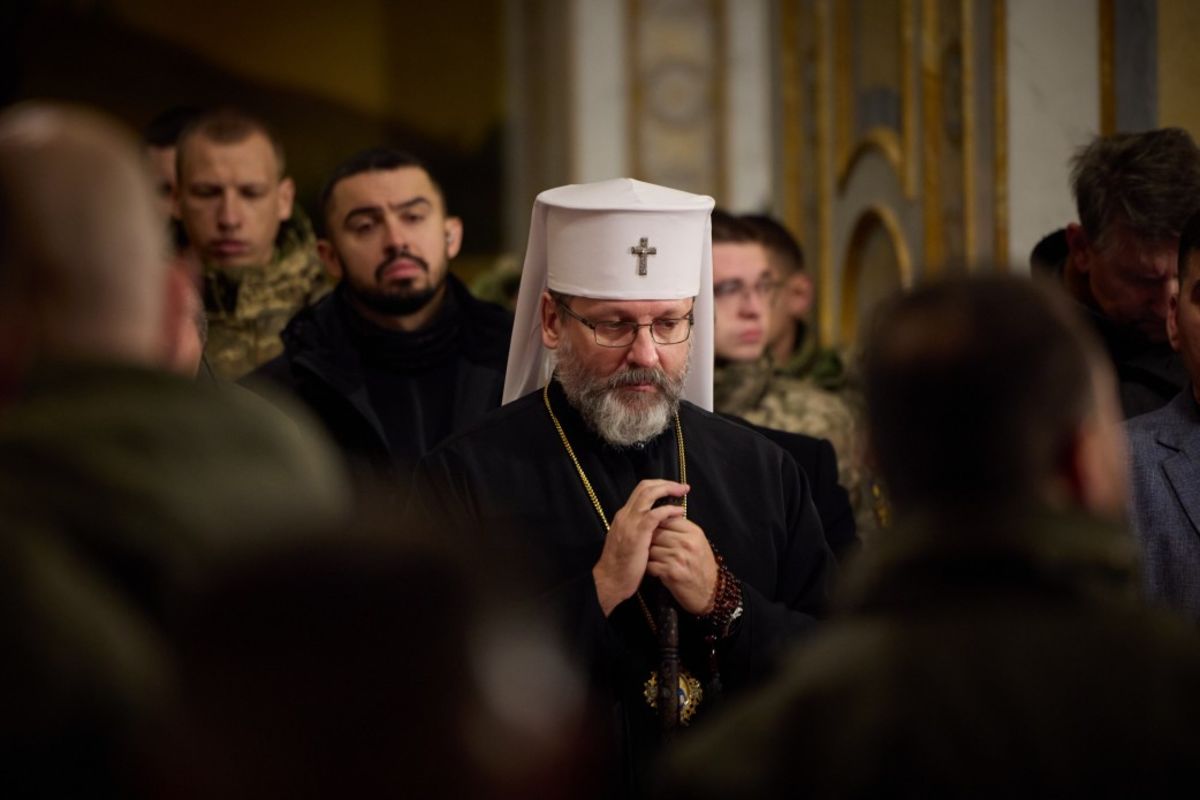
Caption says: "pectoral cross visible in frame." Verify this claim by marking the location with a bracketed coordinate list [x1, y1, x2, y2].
[630, 237, 657, 276]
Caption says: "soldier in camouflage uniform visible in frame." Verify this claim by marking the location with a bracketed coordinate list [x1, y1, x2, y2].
[176, 108, 330, 381]
[200, 206, 330, 380]
[711, 211, 887, 540]
[743, 213, 858, 390]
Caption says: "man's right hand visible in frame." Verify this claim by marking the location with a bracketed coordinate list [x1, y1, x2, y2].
[593, 479, 689, 616]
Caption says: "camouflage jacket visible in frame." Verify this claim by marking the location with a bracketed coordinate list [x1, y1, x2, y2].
[714, 356, 888, 539]
[202, 211, 332, 381]
[776, 328, 858, 392]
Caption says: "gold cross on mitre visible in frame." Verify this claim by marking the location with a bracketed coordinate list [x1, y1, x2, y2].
[630, 237, 657, 276]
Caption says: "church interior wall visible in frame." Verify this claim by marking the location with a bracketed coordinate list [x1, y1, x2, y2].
[8, 0, 1200, 322]
[1006, 0, 1099, 278]
[569, 0, 630, 185]
[3, 0, 508, 280]
[723, 0, 774, 212]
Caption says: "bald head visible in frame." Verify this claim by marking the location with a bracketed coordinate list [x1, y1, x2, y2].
[0, 103, 169, 372]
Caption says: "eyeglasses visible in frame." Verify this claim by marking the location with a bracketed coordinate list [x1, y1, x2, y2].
[557, 302, 695, 347]
[713, 278, 780, 302]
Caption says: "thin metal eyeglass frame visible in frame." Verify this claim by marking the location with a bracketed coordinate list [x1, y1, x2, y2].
[556, 301, 695, 347]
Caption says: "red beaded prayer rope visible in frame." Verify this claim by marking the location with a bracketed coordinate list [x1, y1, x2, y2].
[701, 551, 742, 639]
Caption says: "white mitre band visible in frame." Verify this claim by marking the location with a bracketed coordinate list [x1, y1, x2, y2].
[502, 178, 715, 410]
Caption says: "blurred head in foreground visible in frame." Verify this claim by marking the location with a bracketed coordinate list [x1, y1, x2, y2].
[864, 274, 1127, 520]
[0, 102, 199, 396]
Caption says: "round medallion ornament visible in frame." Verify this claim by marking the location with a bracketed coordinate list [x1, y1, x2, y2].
[643, 669, 704, 725]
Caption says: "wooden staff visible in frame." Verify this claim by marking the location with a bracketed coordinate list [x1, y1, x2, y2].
[657, 585, 680, 737]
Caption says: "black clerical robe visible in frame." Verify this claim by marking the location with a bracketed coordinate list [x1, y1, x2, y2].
[415, 379, 834, 795]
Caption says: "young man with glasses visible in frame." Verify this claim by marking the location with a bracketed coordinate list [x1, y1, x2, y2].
[710, 210, 884, 540]
[415, 179, 834, 798]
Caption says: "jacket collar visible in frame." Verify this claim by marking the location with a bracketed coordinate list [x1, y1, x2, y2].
[836, 506, 1139, 615]
[712, 356, 772, 416]
[1152, 387, 1200, 452]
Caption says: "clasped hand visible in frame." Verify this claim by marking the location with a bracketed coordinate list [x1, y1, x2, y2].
[592, 479, 718, 617]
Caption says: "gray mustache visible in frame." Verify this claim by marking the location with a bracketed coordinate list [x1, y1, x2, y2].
[607, 368, 670, 390]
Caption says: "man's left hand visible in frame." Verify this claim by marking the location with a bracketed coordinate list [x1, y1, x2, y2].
[646, 517, 718, 615]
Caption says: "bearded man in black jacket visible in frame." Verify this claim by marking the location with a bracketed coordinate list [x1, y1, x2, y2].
[248, 149, 512, 483]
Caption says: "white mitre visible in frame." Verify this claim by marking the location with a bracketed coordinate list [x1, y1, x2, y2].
[502, 178, 716, 410]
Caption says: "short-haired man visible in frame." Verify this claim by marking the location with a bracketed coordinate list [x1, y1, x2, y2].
[739, 213, 829, 382]
[663, 275, 1200, 798]
[1062, 128, 1200, 417]
[175, 107, 330, 380]
[247, 148, 512, 481]
[416, 179, 834, 796]
[144, 107, 210, 379]
[142, 105, 203, 221]
[709, 209, 882, 539]
[1127, 209, 1200, 622]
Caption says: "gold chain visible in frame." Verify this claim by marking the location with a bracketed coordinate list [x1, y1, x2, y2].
[542, 382, 687, 631]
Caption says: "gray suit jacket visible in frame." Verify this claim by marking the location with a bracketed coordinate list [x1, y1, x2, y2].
[1127, 388, 1200, 622]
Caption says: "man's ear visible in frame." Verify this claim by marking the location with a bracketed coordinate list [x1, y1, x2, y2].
[540, 291, 562, 349]
[160, 260, 193, 372]
[317, 239, 343, 280]
[784, 272, 813, 319]
[1052, 396, 1127, 521]
[277, 176, 296, 221]
[444, 217, 464, 259]
[1049, 423, 1089, 514]
[1064, 223, 1091, 274]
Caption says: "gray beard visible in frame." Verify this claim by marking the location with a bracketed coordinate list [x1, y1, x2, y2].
[555, 335, 689, 447]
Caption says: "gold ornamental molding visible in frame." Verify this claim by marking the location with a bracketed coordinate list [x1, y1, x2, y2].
[840, 204, 914, 344]
[992, 0, 1009, 269]
[779, 0, 804, 245]
[1099, 0, 1115, 135]
[833, 0, 917, 198]
[962, 0, 977, 267]
[837, 127, 904, 191]
[816, 0, 835, 347]
[920, 0, 945, 275]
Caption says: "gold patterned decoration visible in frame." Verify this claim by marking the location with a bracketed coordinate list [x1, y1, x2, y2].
[626, 0, 725, 198]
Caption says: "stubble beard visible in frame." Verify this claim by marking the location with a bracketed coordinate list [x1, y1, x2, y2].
[555, 334, 690, 447]
[344, 248, 447, 316]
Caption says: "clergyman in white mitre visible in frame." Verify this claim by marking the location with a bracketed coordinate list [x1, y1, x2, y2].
[503, 177, 716, 442]
[416, 178, 832, 794]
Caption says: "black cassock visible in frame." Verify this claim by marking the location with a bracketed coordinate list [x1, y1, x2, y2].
[415, 379, 835, 796]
